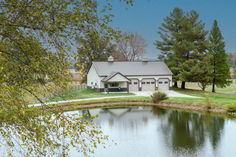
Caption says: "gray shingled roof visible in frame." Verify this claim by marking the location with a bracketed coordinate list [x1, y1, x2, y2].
[101, 72, 130, 82]
[93, 61, 173, 76]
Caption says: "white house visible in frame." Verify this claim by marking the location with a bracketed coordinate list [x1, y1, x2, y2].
[87, 56, 173, 92]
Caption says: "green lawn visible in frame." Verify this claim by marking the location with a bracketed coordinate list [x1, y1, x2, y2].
[49, 89, 134, 102]
[41, 85, 235, 111]
[48, 88, 235, 107]
[171, 88, 236, 106]
[177, 80, 236, 95]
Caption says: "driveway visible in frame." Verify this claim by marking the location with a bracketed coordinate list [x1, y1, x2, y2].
[30, 90, 199, 107]
[132, 90, 199, 98]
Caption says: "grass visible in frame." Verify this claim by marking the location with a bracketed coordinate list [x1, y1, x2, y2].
[48, 89, 134, 102]
[172, 88, 236, 106]
[27, 81, 235, 115]
[177, 80, 236, 95]
[45, 87, 235, 108]
[45, 96, 152, 108]
[166, 97, 205, 105]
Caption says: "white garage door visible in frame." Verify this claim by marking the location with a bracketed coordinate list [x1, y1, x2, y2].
[142, 79, 156, 91]
[158, 79, 169, 91]
[129, 79, 139, 91]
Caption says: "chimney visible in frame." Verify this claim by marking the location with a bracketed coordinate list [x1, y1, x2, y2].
[108, 56, 114, 62]
[142, 57, 148, 63]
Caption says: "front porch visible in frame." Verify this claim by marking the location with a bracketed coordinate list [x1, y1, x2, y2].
[104, 82, 129, 93]
[101, 72, 131, 93]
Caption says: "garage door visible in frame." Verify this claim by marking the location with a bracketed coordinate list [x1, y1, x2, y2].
[158, 79, 169, 91]
[141, 79, 155, 91]
[129, 79, 139, 91]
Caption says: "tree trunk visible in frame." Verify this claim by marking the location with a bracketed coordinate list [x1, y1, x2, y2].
[181, 81, 185, 89]
[212, 78, 215, 92]
[173, 81, 178, 88]
[202, 86, 206, 91]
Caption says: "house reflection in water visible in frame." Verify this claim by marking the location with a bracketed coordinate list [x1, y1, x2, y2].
[87, 107, 151, 131]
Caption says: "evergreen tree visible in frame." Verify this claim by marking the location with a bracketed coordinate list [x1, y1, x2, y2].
[156, 9, 209, 89]
[234, 61, 236, 79]
[191, 53, 213, 91]
[209, 20, 231, 92]
[155, 8, 185, 88]
[176, 11, 209, 89]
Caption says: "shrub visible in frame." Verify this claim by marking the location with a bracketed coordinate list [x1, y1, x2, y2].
[226, 104, 236, 112]
[151, 92, 168, 103]
[205, 94, 211, 110]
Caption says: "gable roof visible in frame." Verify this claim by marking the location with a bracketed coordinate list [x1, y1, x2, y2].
[101, 72, 130, 82]
[92, 61, 173, 76]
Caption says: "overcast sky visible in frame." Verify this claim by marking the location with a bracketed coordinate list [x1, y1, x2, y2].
[107, 0, 236, 59]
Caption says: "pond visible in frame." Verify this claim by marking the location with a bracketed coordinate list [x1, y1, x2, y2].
[70, 107, 236, 157]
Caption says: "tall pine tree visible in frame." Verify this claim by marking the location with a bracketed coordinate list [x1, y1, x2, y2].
[156, 9, 209, 89]
[176, 11, 209, 89]
[155, 8, 185, 88]
[209, 20, 231, 92]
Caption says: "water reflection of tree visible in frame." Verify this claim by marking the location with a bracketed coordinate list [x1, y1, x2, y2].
[151, 106, 167, 118]
[151, 108, 225, 154]
[166, 111, 205, 153]
[0, 108, 107, 156]
[204, 115, 225, 149]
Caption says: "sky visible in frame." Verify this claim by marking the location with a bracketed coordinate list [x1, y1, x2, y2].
[106, 0, 236, 59]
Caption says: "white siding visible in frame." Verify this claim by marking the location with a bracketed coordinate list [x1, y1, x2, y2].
[107, 74, 129, 82]
[87, 64, 172, 91]
[127, 75, 172, 88]
[87, 65, 103, 88]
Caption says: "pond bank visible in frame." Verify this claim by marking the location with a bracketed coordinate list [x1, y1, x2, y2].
[51, 101, 236, 118]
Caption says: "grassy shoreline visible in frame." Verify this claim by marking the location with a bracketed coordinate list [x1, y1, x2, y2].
[46, 101, 236, 119]
[31, 88, 236, 117]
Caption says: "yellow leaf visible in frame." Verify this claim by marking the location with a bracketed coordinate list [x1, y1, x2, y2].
[20, 109, 25, 115]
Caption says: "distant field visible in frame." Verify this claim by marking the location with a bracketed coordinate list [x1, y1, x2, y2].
[175, 79, 236, 95]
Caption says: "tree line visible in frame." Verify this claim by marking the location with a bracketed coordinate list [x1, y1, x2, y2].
[155, 8, 231, 92]
[227, 52, 236, 79]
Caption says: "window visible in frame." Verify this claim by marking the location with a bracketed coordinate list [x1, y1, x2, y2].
[134, 82, 138, 85]
[105, 83, 108, 88]
[129, 82, 132, 84]
[164, 81, 168, 84]
[142, 82, 145, 84]
[91, 82, 93, 85]
[95, 83, 97, 86]
[159, 82, 163, 84]
[110, 82, 119, 87]
[151, 82, 155, 84]
[147, 82, 150, 84]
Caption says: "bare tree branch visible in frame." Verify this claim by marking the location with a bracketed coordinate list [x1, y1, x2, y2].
[117, 32, 147, 61]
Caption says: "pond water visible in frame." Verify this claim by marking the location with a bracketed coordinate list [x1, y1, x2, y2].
[71, 107, 236, 157]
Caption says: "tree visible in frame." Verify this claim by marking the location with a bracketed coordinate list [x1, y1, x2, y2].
[234, 61, 236, 79]
[176, 11, 209, 89]
[192, 53, 213, 91]
[107, 44, 127, 61]
[155, 8, 185, 88]
[227, 53, 234, 68]
[75, 30, 112, 83]
[209, 20, 231, 92]
[0, 0, 134, 155]
[118, 32, 147, 61]
[155, 8, 209, 89]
